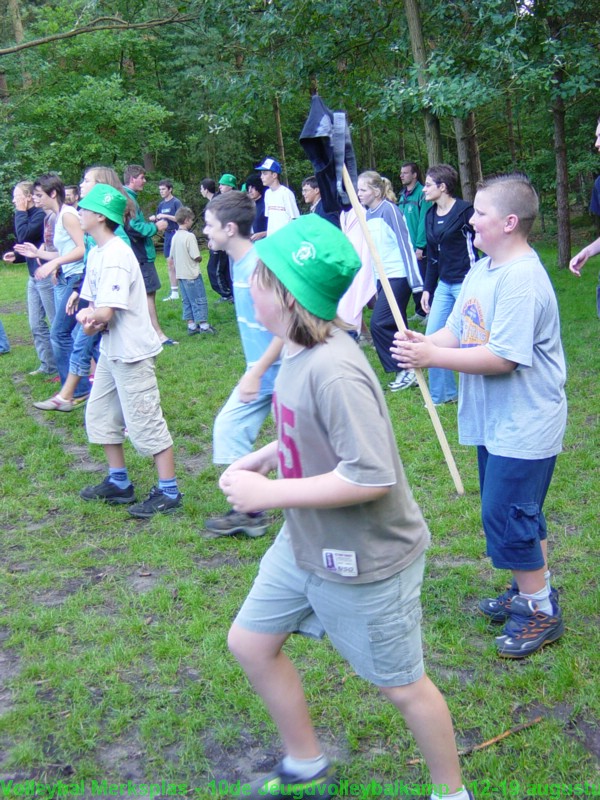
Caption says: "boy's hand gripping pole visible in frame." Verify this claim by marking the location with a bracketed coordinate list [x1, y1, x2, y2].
[342, 165, 465, 496]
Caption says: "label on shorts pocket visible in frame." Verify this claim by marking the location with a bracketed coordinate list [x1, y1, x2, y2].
[322, 549, 358, 577]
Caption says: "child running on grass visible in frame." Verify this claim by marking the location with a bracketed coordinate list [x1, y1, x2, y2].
[392, 172, 566, 658]
[220, 214, 473, 800]
[76, 184, 182, 519]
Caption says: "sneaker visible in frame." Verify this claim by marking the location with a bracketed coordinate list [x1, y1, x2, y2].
[388, 369, 418, 392]
[217, 295, 234, 304]
[197, 325, 216, 335]
[204, 510, 269, 538]
[34, 394, 86, 412]
[28, 366, 49, 376]
[161, 338, 179, 346]
[127, 486, 182, 518]
[478, 581, 519, 622]
[495, 596, 564, 658]
[45, 375, 61, 383]
[244, 762, 338, 800]
[162, 294, 179, 302]
[80, 476, 135, 505]
[479, 582, 559, 623]
[187, 327, 199, 336]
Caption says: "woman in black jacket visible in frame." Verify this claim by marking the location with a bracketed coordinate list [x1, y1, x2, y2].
[422, 164, 476, 405]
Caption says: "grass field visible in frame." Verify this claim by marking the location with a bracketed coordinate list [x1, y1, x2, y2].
[0, 234, 598, 799]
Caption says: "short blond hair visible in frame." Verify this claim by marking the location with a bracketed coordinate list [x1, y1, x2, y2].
[477, 173, 539, 236]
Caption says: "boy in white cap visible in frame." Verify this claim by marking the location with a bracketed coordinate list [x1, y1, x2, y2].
[255, 157, 299, 237]
[221, 214, 472, 800]
[76, 184, 181, 519]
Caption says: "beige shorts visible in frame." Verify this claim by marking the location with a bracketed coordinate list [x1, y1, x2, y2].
[85, 353, 173, 457]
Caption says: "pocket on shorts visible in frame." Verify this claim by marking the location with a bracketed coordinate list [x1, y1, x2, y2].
[503, 503, 540, 548]
[367, 600, 422, 677]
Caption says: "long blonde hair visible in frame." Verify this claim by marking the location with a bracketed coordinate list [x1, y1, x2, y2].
[84, 166, 136, 224]
[358, 171, 397, 204]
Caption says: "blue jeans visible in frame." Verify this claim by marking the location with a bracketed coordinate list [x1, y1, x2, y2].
[27, 274, 56, 373]
[213, 386, 273, 465]
[68, 321, 100, 380]
[51, 272, 90, 397]
[0, 319, 9, 353]
[425, 280, 462, 403]
[179, 276, 208, 324]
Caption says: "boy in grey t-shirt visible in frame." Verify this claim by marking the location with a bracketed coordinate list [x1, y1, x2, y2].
[393, 173, 566, 659]
[220, 215, 472, 800]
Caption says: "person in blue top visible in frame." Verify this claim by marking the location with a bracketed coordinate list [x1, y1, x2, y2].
[203, 191, 282, 538]
[150, 179, 182, 302]
[393, 172, 566, 659]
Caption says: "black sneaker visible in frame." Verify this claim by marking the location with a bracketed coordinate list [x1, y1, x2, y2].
[495, 596, 564, 658]
[244, 762, 338, 799]
[479, 582, 559, 623]
[80, 476, 135, 505]
[204, 509, 269, 538]
[128, 486, 182, 518]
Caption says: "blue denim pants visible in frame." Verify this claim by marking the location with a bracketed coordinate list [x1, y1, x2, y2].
[50, 273, 91, 397]
[0, 319, 9, 353]
[179, 276, 208, 324]
[27, 274, 56, 373]
[425, 280, 462, 404]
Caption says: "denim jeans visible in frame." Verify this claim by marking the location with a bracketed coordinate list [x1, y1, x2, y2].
[27, 274, 56, 373]
[51, 272, 90, 396]
[0, 319, 9, 353]
[68, 321, 100, 381]
[425, 280, 462, 403]
[213, 386, 273, 465]
[179, 276, 208, 324]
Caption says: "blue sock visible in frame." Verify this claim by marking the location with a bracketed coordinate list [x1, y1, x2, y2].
[108, 467, 131, 489]
[158, 477, 179, 499]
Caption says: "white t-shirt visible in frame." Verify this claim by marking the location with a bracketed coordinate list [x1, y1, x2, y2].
[264, 184, 299, 235]
[80, 236, 162, 363]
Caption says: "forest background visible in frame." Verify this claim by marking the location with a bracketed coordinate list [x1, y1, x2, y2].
[1, 0, 599, 265]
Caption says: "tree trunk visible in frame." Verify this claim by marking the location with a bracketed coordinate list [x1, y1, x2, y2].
[7, 0, 31, 88]
[506, 97, 517, 166]
[403, 0, 442, 166]
[452, 112, 482, 202]
[273, 94, 288, 185]
[552, 96, 570, 269]
[0, 70, 8, 103]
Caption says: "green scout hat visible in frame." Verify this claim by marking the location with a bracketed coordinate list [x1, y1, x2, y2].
[218, 173, 237, 189]
[254, 214, 360, 321]
[79, 184, 126, 225]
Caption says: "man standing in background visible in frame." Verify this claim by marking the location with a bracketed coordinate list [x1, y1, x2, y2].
[398, 162, 431, 323]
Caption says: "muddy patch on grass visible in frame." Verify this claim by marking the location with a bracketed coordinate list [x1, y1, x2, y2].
[524, 702, 600, 761]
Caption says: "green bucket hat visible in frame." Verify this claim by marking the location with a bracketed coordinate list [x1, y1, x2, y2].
[254, 215, 360, 321]
[78, 184, 126, 226]
[218, 173, 237, 189]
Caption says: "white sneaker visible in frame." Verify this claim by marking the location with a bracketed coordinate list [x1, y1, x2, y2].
[389, 369, 418, 392]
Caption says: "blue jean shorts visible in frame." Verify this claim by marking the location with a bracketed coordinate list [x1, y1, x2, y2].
[234, 528, 425, 687]
[477, 447, 557, 571]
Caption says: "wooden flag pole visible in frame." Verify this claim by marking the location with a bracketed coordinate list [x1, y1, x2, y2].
[342, 165, 465, 496]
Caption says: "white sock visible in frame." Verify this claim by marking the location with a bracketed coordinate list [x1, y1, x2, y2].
[519, 586, 552, 615]
[544, 569, 552, 594]
[170, 286, 178, 295]
[281, 754, 328, 780]
[187, 323, 197, 331]
[431, 787, 470, 800]
[200, 322, 210, 330]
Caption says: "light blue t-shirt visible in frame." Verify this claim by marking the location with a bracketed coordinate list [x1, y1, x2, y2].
[446, 251, 567, 459]
[233, 248, 280, 396]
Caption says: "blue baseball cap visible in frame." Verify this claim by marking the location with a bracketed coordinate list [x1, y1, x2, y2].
[255, 157, 282, 174]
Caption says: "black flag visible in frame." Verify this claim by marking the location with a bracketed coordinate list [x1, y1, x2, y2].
[299, 95, 358, 214]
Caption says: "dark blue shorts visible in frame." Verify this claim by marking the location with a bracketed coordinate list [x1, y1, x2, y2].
[163, 231, 175, 258]
[477, 447, 557, 571]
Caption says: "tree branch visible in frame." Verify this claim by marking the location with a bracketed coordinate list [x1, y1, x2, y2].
[0, 13, 197, 57]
